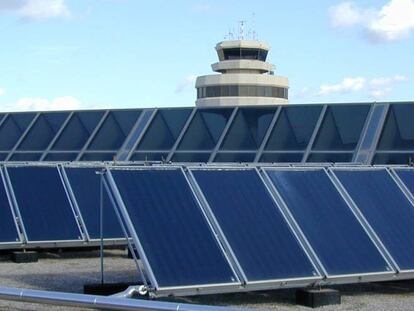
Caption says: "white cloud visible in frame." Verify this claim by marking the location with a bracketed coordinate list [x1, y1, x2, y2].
[315, 75, 407, 99]
[368, 75, 407, 98]
[176, 75, 197, 94]
[329, 2, 375, 27]
[329, 0, 414, 42]
[20, 0, 69, 20]
[0, 0, 70, 21]
[8, 96, 82, 112]
[317, 77, 366, 96]
[369, 75, 407, 88]
[0, 88, 5, 96]
[370, 0, 414, 41]
[370, 88, 391, 99]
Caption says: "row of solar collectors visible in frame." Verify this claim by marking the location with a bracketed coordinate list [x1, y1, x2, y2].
[2, 164, 414, 295]
[104, 166, 414, 296]
[0, 165, 126, 249]
[0, 102, 413, 164]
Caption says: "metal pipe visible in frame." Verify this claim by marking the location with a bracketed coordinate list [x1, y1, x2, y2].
[0, 286, 245, 311]
[110, 285, 143, 298]
[99, 171, 104, 284]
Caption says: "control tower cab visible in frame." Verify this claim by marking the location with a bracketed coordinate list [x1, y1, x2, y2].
[195, 40, 289, 107]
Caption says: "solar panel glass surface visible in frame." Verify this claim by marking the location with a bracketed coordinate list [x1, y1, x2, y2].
[191, 169, 319, 282]
[108, 168, 239, 288]
[266, 169, 391, 276]
[6, 166, 82, 242]
[0, 171, 20, 244]
[64, 167, 124, 240]
[335, 169, 414, 271]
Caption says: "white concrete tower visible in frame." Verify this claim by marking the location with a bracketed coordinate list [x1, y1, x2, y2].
[195, 40, 289, 107]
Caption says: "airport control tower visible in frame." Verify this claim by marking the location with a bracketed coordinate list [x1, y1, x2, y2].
[195, 32, 289, 107]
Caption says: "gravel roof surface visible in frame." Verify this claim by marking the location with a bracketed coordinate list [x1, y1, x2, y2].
[1, 249, 414, 310]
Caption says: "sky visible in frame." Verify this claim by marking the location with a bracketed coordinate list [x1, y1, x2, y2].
[0, 0, 413, 111]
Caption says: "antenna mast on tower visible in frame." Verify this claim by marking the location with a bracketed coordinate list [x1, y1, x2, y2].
[238, 20, 246, 40]
[251, 13, 258, 40]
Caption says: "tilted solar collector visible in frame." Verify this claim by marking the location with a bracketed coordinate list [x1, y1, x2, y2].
[4, 166, 83, 244]
[0, 168, 20, 246]
[333, 168, 414, 273]
[104, 167, 241, 294]
[264, 168, 394, 281]
[188, 168, 321, 286]
[62, 166, 124, 240]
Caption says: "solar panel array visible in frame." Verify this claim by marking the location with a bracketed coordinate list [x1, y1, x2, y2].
[0, 102, 413, 165]
[103, 165, 414, 296]
[2, 163, 414, 296]
[0, 164, 125, 250]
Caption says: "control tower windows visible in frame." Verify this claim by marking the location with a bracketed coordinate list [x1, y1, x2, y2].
[222, 48, 268, 61]
[197, 85, 288, 100]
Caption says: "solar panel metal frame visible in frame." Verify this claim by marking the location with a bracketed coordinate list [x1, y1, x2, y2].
[389, 167, 414, 185]
[2, 163, 87, 248]
[207, 107, 239, 162]
[59, 165, 91, 241]
[0, 166, 24, 249]
[4, 113, 41, 162]
[353, 104, 389, 164]
[59, 163, 128, 247]
[388, 167, 414, 219]
[121, 109, 157, 161]
[186, 166, 323, 291]
[261, 166, 396, 285]
[330, 166, 414, 279]
[104, 165, 243, 297]
[165, 108, 197, 162]
[100, 172, 148, 286]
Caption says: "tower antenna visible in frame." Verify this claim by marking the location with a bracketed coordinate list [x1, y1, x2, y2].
[251, 12, 257, 40]
[238, 20, 246, 40]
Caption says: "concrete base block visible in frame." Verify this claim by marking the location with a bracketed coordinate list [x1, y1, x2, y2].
[84, 283, 134, 296]
[11, 251, 39, 263]
[296, 288, 341, 308]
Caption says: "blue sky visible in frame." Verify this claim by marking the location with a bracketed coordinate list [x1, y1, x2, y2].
[0, 0, 413, 111]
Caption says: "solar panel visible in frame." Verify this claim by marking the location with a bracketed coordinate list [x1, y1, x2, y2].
[0, 169, 20, 245]
[63, 167, 124, 240]
[0, 102, 412, 164]
[333, 168, 414, 271]
[265, 168, 392, 277]
[312, 104, 370, 151]
[190, 168, 320, 284]
[394, 169, 414, 195]
[105, 168, 240, 292]
[131, 109, 191, 161]
[0, 113, 36, 151]
[214, 107, 276, 162]
[5, 166, 83, 243]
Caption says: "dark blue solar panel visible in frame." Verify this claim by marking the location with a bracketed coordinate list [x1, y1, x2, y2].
[395, 169, 414, 194]
[7, 166, 82, 242]
[64, 167, 124, 240]
[0, 172, 20, 243]
[191, 169, 318, 282]
[335, 169, 414, 271]
[266, 169, 391, 276]
[108, 168, 239, 288]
